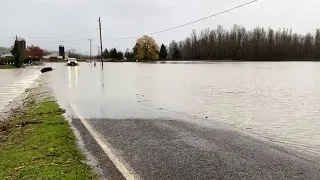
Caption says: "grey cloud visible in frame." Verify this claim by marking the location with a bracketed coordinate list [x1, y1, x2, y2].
[0, 0, 319, 54]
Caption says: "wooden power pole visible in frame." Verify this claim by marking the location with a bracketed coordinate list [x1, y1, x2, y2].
[99, 17, 103, 67]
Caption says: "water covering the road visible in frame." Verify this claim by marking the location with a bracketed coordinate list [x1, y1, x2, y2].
[45, 62, 320, 155]
[0, 66, 42, 112]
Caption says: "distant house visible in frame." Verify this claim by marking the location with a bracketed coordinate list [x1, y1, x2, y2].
[0, 53, 13, 65]
[42, 55, 51, 59]
[1, 53, 13, 58]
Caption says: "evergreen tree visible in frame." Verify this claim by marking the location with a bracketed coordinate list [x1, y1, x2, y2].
[109, 48, 118, 59]
[159, 44, 168, 60]
[117, 51, 124, 60]
[11, 40, 25, 67]
[125, 48, 135, 60]
[133, 44, 138, 57]
[102, 48, 110, 59]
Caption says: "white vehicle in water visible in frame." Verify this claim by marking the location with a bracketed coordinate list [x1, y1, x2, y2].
[67, 58, 78, 66]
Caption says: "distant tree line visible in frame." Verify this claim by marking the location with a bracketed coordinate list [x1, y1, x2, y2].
[101, 25, 320, 62]
[170, 25, 320, 61]
[102, 48, 125, 60]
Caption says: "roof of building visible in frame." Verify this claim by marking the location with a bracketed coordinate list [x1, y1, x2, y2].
[1, 53, 13, 58]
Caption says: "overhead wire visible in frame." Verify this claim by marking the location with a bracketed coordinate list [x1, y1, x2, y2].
[148, 0, 258, 35]
[103, 0, 259, 40]
[0, 0, 258, 44]
[26, 38, 94, 43]
[0, 37, 14, 40]
[21, 28, 99, 39]
[45, 0, 196, 41]
[100, 0, 195, 41]
[0, 29, 99, 44]
[22, 29, 100, 43]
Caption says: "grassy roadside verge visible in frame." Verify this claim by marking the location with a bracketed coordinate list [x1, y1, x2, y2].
[0, 85, 96, 179]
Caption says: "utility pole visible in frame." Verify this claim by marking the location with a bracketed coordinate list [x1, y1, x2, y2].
[98, 17, 103, 67]
[88, 39, 93, 63]
[97, 46, 101, 59]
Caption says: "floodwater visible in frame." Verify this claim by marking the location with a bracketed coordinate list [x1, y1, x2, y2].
[45, 62, 320, 155]
[0, 66, 42, 111]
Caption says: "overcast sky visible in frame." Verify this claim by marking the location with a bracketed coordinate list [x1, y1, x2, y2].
[0, 0, 319, 54]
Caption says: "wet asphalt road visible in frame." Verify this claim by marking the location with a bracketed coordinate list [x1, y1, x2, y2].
[44, 62, 320, 180]
[73, 118, 320, 180]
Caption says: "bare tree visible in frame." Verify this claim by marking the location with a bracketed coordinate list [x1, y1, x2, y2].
[173, 24, 320, 61]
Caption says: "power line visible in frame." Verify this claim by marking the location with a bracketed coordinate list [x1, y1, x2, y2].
[1, 0, 258, 44]
[148, 0, 258, 35]
[103, 0, 258, 40]
[0, 37, 14, 40]
[26, 38, 92, 43]
[23, 29, 99, 39]
[0, 29, 99, 43]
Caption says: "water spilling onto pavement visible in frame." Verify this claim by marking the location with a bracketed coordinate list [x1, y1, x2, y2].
[44, 62, 320, 155]
[0, 66, 43, 112]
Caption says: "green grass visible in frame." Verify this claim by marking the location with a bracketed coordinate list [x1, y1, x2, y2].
[0, 99, 96, 179]
[0, 65, 17, 69]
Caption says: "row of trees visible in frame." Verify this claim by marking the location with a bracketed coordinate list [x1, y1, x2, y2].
[171, 25, 320, 61]
[102, 25, 320, 61]
[102, 48, 124, 60]
[102, 35, 181, 61]
[9, 42, 45, 67]
[102, 36, 163, 61]
[133, 35, 182, 60]
[11, 41, 44, 67]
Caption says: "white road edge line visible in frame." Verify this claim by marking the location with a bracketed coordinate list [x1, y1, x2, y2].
[70, 104, 141, 180]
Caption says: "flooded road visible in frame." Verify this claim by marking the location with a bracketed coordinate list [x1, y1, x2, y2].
[46, 62, 320, 155]
[0, 66, 42, 113]
[44, 62, 320, 179]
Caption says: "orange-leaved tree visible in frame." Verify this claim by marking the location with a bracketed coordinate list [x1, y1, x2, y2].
[26, 45, 43, 59]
